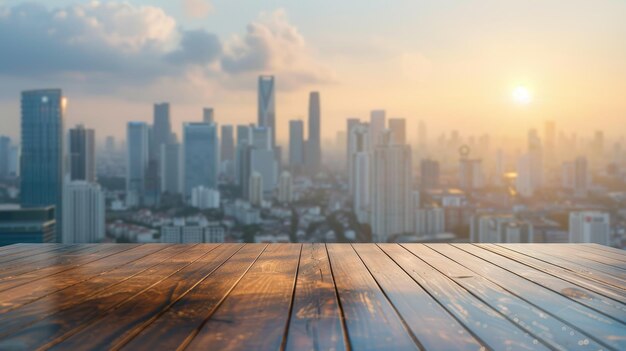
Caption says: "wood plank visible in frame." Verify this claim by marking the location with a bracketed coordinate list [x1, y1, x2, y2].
[0, 244, 83, 267]
[563, 244, 626, 263]
[0, 244, 60, 264]
[48, 244, 244, 350]
[500, 244, 626, 290]
[381, 243, 549, 351]
[444, 244, 626, 351]
[0, 244, 216, 349]
[325, 244, 420, 351]
[0, 244, 137, 292]
[480, 244, 626, 305]
[119, 244, 267, 351]
[460, 245, 626, 324]
[353, 244, 484, 351]
[284, 243, 348, 351]
[184, 244, 302, 351]
[587, 244, 626, 256]
[552, 246, 626, 270]
[524, 244, 626, 279]
[0, 244, 171, 314]
[404, 244, 609, 351]
[0, 245, 195, 335]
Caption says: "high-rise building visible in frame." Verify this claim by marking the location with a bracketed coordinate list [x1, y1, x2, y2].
[561, 156, 589, 197]
[369, 110, 386, 147]
[252, 126, 272, 150]
[569, 211, 610, 245]
[105, 136, 116, 154]
[0, 205, 56, 245]
[258, 76, 276, 148]
[0, 136, 10, 179]
[183, 123, 219, 197]
[306, 92, 321, 171]
[388, 118, 406, 145]
[278, 171, 293, 204]
[346, 118, 361, 174]
[62, 180, 105, 244]
[203, 108, 215, 124]
[8, 145, 19, 178]
[160, 143, 183, 195]
[20, 89, 65, 242]
[289, 120, 305, 170]
[470, 214, 534, 243]
[516, 129, 543, 197]
[250, 148, 278, 196]
[415, 207, 445, 237]
[235, 125, 252, 188]
[126, 122, 149, 207]
[69, 124, 96, 182]
[348, 122, 369, 197]
[221, 125, 235, 163]
[249, 172, 263, 206]
[459, 158, 484, 191]
[420, 159, 440, 189]
[191, 186, 220, 209]
[153, 103, 171, 155]
[370, 131, 413, 242]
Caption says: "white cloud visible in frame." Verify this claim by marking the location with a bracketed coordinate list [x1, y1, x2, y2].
[182, 0, 213, 19]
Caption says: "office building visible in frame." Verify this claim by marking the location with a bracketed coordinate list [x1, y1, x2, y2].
[517, 129, 544, 197]
[561, 157, 589, 197]
[370, 131, 413, 242]
[20, 89, 65, 242]
[249, 172, 263, 206]
[250, 148, 278, 196]
[160, 143, 183, 195]
[62, 181, 105, 244]
[153, 103, 171, 157]
[306, 91, 321, 171]
[0, 136, 10, 179]
[388, 118, 406, 145]
[126, 122, 150, 207]
[161, 218, 225, 244]
[470, 214, 534, 243]
[69, 124, 96, 182]
[569, 211, 610, 245]
[278, 171, 293, 204]
[346, 118, 361, 174]
[258, 76, 276, 148]
[369, 110, 386, 147]
[289, 120, 305, 169]
[415, 207, 445, 237]
[348, 122, 369, 197]
[8, 145, 19, 178]
[235, 125, 252, 187]
[203, 108, 215, 124]
[183, 122, 219, 196]
[191, 186, 220, 209]
[0, 205, 56, 246]
[459, 158, 484, 191]
[221, 125, 235, 162]
[420, 159, 440, 189]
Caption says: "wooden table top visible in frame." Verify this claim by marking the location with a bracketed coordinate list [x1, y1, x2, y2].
[0, 243, 624, 350]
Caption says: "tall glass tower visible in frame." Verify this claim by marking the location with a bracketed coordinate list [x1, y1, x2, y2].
[20, 89, 65, 242]
[306, 91, 321, 171]
[183, 123, 219, 197]
[126, 122, 149, 207]
[258, 76, 276, 148]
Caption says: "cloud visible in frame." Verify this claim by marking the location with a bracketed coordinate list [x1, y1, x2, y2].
[182, 0, 213, 19]
[0, 3, 330, 99]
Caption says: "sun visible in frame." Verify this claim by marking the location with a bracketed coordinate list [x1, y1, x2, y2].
[512, 86, 532, 105]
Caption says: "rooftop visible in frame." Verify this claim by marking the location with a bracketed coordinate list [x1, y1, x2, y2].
[0, 243, 624, 350]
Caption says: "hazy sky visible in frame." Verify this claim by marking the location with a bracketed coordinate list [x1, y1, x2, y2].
[0, 0, 625, 143]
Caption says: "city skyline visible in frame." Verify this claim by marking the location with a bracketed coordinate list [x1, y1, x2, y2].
[1, 0, 626, 142]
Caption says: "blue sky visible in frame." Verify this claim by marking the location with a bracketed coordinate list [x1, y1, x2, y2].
[0, 0, 625, 142]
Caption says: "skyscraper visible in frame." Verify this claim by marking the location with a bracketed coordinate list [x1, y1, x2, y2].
[69, 124, 96, 182]
[388, 118, 406, 145]
[153, 103, 171, 155]
[569, 211, 610, 245]
[346, 118, 361, 175]
[306, 91, 321, 171]
[203, 108, 215, 124]
[370, 131, 413, 242]
[221, 125, 235, 163]
[561, 156, 589, 197]
[420, 159, 440, 189]
[183, 123, 219, 197]
[369, 110, 386, 147]
[258, 76, 276, 148]
[62, 180, 105, 244]
[160, 142, 183, 195]
[289, 120, 305, 169]
[348, 122, 369, 197]
[126, 122, 149, 207]
[235, 125, 252, 188]
[20, 89, 65, 242]
[0, 136, 10, 179]
[459, 158, 484, 191]
[249, 172, 263, 206]
[278, 171, 293, 204]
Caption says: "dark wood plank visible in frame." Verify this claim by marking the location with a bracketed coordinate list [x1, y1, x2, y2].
[381, 244, 549, 351]
[0, 244, 83, 268]
[445, 244, 626, 351]
[353, 244, 484, 351]
[406, 244, 609, 350]
[326, 244, 420, 351]
[184, 244, 302, 351]
[284, 243, 348, 351]
[0, 244, 60, 264]
[525, 244, 626, 278]
[0, 245, 195, 335]
[0, 244, 171, 314]
[500, 244, 626, 290]
[0, 244, 215, 349]
[461, 245, 626, 323]
[49, 244, 244, 350]
[480, 244, 626, 305]
[119, 244, 267, 351]
[0, 244, 138, 292]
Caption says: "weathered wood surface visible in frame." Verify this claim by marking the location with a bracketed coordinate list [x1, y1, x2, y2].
[0, 243, 623, 351]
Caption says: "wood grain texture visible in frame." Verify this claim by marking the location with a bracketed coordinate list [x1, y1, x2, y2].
[184, 243, 302, 351]
[284, 243, 348, 351]
[0, 244, 623, 351]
